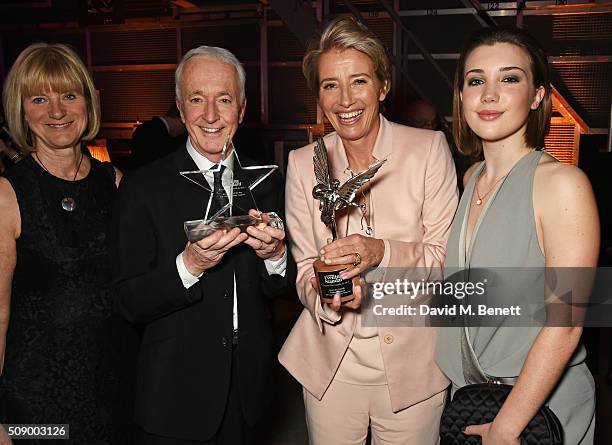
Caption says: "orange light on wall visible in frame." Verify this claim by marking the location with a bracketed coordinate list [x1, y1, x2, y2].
[87, 139, 111, 162]
[544, 118, 580, 165]
[542, 89, 589, 166]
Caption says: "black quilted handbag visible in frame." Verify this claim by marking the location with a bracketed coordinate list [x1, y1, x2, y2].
[440, 382, 563, 444]
[439, 326, 563, 445]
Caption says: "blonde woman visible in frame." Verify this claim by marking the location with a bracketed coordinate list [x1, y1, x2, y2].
[0, 43, 122, 443]
[279, 17, 458, 445]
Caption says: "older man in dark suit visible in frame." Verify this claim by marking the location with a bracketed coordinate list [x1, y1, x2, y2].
[113, 46, 291, 445]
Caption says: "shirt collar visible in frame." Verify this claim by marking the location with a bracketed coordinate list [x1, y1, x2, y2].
[186, 137, 235, 172]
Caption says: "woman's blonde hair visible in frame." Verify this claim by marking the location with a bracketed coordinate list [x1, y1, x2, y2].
[2, 43, 100, 153]
[303, 16, 391, 97]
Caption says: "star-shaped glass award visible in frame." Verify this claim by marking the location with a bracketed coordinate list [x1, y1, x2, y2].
[180, 134, 282, 242]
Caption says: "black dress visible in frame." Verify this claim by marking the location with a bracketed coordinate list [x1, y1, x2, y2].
[1, 155, 119, 444]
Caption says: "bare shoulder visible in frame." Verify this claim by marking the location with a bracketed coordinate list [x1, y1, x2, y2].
[0, 177, 17, 210]
[0, 177, 20, 239]
[534, 153, 591, 198]
[463, 162, 480, 188]
[533, 152, 597, 235]
[533, 152, 598, 265]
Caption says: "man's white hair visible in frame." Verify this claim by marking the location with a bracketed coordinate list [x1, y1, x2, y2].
[175, 46, 246, 103]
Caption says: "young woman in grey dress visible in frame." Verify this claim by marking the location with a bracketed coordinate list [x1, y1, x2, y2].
[435, 28, 598, 444]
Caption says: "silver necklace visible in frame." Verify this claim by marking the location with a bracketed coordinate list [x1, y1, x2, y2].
[35, 152, 84, 212]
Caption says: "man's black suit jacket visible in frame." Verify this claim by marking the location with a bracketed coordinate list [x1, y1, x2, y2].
[113, 147, 292, 441]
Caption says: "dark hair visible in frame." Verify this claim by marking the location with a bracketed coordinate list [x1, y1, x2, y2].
[453, 27, 552, 158]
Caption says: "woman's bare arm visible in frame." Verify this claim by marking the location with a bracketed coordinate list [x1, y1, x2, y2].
[0, 177, 20, 374]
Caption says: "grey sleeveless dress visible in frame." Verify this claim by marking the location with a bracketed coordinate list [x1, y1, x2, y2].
[435, 151, 595, 444]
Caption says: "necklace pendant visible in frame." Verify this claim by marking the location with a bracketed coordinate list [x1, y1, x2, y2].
[365, 226, 373, 236]
[61, 197, 77, 212]
[475, 198, 482, 206]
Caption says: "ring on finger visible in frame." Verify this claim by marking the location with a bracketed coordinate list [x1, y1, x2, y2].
[353, 252, 362, 267]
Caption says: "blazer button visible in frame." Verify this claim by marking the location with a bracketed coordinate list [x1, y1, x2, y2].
[221, 337, 229, 348]
[383, 334, 394, 344]
[223, 290, 230, 299]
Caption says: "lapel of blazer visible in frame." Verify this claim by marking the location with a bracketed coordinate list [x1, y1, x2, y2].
[369, 116, 393, 238]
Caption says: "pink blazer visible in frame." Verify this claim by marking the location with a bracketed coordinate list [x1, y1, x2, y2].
[278, 116, 458, 412]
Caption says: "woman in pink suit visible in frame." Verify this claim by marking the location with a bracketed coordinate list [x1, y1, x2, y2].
[279, 17, 459, 444]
